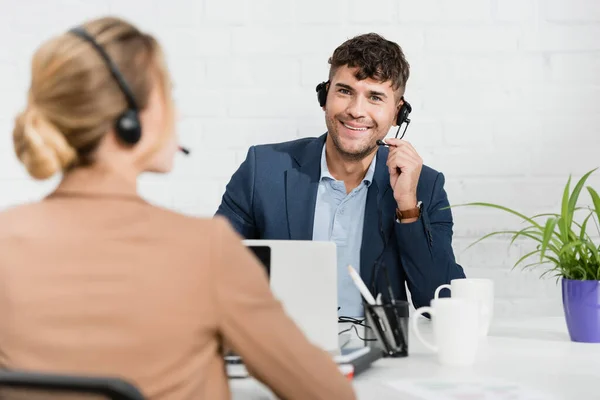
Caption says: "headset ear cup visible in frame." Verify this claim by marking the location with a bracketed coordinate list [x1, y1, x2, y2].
[396, 99, 412, 126]
[396, 105, 407, 126]
[116, 109, 142, 145]
[318, 89, 327, 107]
[316, 81, 328, 107]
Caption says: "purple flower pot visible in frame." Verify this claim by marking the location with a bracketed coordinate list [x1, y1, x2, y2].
[562, 278, 600, 343]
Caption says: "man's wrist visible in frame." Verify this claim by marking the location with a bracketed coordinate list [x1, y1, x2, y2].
[395, 200, 422, 224]
[395, 194, 417, 210]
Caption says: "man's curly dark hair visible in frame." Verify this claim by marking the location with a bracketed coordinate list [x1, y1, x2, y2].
[328, 33, 410, 98]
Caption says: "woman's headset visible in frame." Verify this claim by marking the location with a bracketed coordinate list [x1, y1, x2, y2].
[69, 26, 142, 146]
[69, 26, 190, 154]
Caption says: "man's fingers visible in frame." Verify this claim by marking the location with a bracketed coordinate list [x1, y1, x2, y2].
[383, 138, 411, 148]
[387, 148, 421, 168]
[383, 139, 419, 159]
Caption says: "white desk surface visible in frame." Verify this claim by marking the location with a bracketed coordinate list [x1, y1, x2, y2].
[230, 316, 600, 400]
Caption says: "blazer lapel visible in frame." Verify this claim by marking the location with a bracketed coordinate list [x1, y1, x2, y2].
[360, 146, 395, 290]
[285, 135, 326, 240]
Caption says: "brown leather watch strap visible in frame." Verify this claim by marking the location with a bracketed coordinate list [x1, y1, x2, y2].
[396, 204, 421, 220]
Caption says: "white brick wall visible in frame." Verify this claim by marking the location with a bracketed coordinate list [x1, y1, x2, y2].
[2, 0, 599, 319]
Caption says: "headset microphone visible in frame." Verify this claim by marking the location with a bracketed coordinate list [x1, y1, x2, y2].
[179, 146, 190, 155]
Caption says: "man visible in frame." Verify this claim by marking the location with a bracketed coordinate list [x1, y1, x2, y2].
[216, 33, 465, 317]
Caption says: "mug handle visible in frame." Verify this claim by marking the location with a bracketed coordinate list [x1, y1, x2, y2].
[434, 284, 451, 299]
[411, 306, 438, 352]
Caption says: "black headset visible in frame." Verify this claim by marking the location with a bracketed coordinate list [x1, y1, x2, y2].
[316, 80, 412, 131]
[69, 26, 142, 145]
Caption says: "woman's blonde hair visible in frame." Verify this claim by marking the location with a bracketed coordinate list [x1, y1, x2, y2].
[13, 16, 173, 180]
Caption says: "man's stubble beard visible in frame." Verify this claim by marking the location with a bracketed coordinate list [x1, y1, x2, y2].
[326, 115, 380, 162]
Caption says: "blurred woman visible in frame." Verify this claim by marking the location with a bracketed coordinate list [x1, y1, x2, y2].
[0, 16, 355, 400]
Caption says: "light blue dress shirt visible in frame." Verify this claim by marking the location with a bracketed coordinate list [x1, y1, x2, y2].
[312, 144, 377, 317]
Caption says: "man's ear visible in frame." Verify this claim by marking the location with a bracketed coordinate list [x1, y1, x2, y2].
[397, 93, 405, 108]
[395, 99, 404, 122]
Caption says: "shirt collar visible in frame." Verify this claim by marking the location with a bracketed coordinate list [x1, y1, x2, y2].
[319, 143, 377, 187]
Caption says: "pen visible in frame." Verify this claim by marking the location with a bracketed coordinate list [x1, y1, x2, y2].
[347, 265, 376, 306]
[382, 265, 396, 305]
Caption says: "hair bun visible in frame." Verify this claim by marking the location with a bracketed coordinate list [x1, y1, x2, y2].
[12, 106, 77, 180]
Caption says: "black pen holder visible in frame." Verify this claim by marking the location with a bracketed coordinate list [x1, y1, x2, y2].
[364, 300, 410, 358]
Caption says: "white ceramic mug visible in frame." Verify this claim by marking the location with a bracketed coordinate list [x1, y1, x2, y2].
[434, 278, 494, 336]
[411, 298, 480, 366]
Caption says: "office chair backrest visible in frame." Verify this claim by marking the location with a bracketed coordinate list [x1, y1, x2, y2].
[0, 370, 145, 400]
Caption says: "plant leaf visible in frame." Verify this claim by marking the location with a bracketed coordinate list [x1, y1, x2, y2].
[540, 265, 561, 279]
[560, 175, 572, 243]
[520, 261, 548, 271]
[579, 211, 593, 241]
[531, 213, 560, 219]
[464, 231, 515, 251]
[561, 168, 598, 241]
[544, 255, 560, 265]
[509, 226, 540, 247]
[511, 231, 545, 246]
[540, 217, 559, 261]
[449, 202, 543, 230]
[509, 226, 563, 256]
[574, 264, 589, 280]
[569, 168, 598, 218]
[559, 240, 586, 257]
[513, 249, 540, 270]
[582, 240, 600, 267]
[587, 187, 600, 237]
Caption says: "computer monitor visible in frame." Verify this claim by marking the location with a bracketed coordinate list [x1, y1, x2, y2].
[247, 245, 271, 277]
[244, 240, 339, 353]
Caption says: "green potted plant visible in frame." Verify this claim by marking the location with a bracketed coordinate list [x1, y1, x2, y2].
[452, 168, 600, 343]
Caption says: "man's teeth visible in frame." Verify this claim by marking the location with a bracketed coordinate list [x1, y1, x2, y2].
[343, 123, 368, 131]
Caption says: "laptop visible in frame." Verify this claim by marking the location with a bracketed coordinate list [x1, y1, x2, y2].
[243, 240, 339, 353]
[227, 345, 383, 380]
[227, 240, 382, 379]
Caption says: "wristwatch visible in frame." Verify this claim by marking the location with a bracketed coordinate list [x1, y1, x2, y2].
[396, 201, 422, 221]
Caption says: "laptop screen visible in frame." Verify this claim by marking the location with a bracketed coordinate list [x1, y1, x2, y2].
[247, 245, 271, 278]
[225, 245, 272, 362]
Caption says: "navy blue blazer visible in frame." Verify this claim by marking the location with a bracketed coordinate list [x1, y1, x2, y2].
[216, 134, 465, 309]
